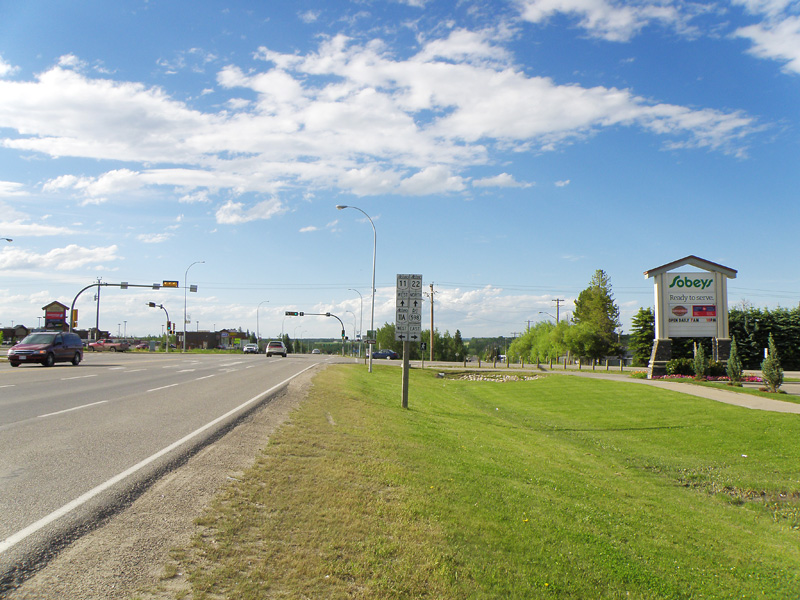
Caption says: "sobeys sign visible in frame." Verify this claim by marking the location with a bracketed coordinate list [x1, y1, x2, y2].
[665, 272, 718, 337]
[668, 275, 714, 290]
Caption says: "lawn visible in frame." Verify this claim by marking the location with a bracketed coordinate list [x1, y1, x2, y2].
[149, 365, 800, 599]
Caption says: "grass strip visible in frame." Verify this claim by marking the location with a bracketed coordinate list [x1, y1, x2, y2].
[156, 365, 800, 599]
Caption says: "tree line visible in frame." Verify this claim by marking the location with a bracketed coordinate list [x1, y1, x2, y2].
[629, 303, 800, 370]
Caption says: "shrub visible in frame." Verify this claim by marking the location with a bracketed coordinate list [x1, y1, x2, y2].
[761, 334, 783, 393]
[693, 345, 709, 380]
[708, 360, 726, 377]
[630, 371, 648, 379]
[666, 357, 694, 376]
[726, 336, 743, 386]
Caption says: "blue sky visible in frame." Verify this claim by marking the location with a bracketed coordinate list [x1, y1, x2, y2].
[1, 0, 799, 340]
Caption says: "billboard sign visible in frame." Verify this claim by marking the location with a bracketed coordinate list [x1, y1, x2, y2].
[664, 272, 718, 337]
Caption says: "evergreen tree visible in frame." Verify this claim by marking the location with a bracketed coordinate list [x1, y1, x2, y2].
[726, 336, 743, 386]
[629, 307, 654, 367]
[572, 269, 621, 360]
[761, 333, 783, 393]
[693, 344, 708, 380]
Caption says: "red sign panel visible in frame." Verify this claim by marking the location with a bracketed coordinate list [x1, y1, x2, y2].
[692, 305, 717, 317]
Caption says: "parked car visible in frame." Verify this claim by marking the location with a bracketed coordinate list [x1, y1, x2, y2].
[7, 331, 84, 367]
[311, 348, 321, 354]
[243, 343, 259, 354]
[372, 349, 399, 360]
[266, 340, 287, 357]
[135, 342, 149, 350]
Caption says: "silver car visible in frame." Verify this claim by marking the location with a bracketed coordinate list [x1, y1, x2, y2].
[266, 340, 287, 357]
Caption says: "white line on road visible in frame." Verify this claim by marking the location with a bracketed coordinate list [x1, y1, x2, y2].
[177, 369, 196, 373]
[0, 385, 15, 389]
[38, 401, 108, 419]
[195, 375, 215, 381]
[147, 383, 180, 392]
[0, 363, 318, 555]
[61, 374, 98, 381]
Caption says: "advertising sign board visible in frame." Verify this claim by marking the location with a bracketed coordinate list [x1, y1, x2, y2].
[664, 272, 718, 338]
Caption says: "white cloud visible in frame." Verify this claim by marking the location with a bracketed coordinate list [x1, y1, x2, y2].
[298, 10, 320, 23]
[299, 225, 319, 233]
[0, 218, 78, 237]
[215, 198, 285, 224]
[472, 173, 532, 188]
[0, 244, 120, 271]
[555, 179, 571, 187]
[0, 55, 19, 78]
[137, 233, 173, 243]
[0, 181, 28, 197]
[735, 15, 800, 75]
[516, 0, 687, 42]
[0, 30, 758, 208]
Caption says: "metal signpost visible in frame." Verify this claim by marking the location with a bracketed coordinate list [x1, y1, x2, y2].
[396, 274, 422, 408]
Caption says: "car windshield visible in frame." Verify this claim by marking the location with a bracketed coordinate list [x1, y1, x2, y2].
[268, 342, 281, 347]
[20, 333, 57, 344]
[19, 333, 57, 344]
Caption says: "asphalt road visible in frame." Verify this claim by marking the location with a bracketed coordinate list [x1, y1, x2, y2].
[0, 351, 338, 590]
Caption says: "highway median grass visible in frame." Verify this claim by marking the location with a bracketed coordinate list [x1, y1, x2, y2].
[151, 365, 800, 599]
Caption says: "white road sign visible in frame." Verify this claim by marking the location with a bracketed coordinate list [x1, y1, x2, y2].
[396, 274, 422, 341]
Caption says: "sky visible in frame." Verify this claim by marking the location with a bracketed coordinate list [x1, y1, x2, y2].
[1, 0, 800, 342]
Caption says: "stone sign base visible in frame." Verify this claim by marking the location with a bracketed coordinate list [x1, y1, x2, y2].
[647, 338, 672, 379]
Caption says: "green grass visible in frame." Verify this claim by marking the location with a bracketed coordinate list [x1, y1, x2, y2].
[159, 366, 800, 599]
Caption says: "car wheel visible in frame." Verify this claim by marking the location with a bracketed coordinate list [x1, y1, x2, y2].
[266, 353, 272, 357]
[110, 347, 117, 352]
[44, 353, 55, 367]
[72, 352, 82, 366]
[10, 362, 19, 367]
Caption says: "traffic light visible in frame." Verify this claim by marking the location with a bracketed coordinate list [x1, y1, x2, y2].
[71, 309, 78, 329]
[285, 311, 298, 316]
[167, 320, 171, 331]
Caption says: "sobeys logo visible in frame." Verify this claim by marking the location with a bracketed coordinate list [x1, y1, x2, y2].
[668, 275, 713, 290]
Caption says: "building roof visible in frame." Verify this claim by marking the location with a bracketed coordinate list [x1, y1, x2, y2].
[643, 255, 737, 279]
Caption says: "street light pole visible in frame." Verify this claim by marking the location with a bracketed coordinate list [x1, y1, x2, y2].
[183, 260, 204, 352]
[337, 205, 376, 373]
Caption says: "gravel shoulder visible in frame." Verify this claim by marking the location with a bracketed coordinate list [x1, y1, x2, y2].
[4, 367, 315, 600]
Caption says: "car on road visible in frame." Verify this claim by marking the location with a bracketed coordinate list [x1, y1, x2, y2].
[311, 348, 321, 354]
[266, 340, 287, 357]
[243, 343, 259, 354]
[7, 331, 84, 367]
[88, 339, 130, 352]
[372, 349, 399, 360]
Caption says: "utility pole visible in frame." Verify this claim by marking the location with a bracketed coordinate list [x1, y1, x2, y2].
[427, 282, 437, 361]
[553, 298, 565, 323]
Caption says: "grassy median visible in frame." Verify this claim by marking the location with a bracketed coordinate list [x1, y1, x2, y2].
[151, 365, 800, 599]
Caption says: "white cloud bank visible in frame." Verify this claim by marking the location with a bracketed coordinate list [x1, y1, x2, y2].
[0, 26, 759, 220]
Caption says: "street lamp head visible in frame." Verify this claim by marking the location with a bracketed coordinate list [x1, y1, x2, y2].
[336, 205, 348, 210]
[1, 238, 11, 242]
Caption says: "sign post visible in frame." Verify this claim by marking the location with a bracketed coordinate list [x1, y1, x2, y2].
[644, 256, 737, 379]
[396, 274, 422, 408]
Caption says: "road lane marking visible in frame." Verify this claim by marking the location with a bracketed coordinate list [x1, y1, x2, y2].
[38, 401, 108, 419]
[0, 362, 318, 556]
[0, 384, 16, 389]
[147, 383, 180, 392]
[177, 369, 196, 373]
[61, 374, 98, 381]
[195, 375, 215, 381]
